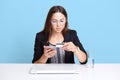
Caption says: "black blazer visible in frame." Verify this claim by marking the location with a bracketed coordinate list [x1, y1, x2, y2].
[32, 30, 87, 64]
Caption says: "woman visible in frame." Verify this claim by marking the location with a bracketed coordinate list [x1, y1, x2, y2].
[32, 5, 87, 64]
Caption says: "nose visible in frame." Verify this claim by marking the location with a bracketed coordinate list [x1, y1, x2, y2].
[56, 21, 60, 27]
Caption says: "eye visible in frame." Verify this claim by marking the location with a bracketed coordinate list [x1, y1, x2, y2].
[60, 20, 64, 23]
[51, 20, 57, 23]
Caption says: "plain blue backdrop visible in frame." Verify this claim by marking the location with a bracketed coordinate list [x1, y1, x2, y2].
[0, 0, 120, 63]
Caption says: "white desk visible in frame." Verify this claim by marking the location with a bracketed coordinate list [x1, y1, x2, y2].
[0, 64, 120, 80]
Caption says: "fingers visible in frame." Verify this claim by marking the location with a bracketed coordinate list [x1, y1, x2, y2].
[63, 45, 72, 51]
[47, 50, 57, 57]
[62, 42, 69, 48]
[62, 42, 71, 50]
[44, 46, 57, 58]
[62, 42, 76, 52]
[44, 46, 55, 52]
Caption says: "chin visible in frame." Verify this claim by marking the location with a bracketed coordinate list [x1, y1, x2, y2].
[55, 31, 62, 33]
[55, 30, 62, 32]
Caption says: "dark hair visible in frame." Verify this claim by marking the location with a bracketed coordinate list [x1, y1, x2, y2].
[42, 5, 69, 35]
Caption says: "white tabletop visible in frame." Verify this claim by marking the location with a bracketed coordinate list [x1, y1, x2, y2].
[0, 64, 120, 80]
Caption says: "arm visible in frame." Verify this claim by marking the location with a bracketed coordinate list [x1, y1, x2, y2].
[63, 42, 87, 64]
[34, 46, 57, 64]
[62, 30, 87, 64]
[34, 54, 48, 64]
[32, 33, 57, 64]
[73, 46, 87, 64]
[72, 30, 87, 64]
[32, 33, 45, 63]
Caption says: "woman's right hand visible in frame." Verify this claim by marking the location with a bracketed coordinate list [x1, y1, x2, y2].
[43, 46, 57, 58]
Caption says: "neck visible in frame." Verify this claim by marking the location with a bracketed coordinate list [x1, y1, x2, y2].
[51, 32, 62, 37]
[49, 32, 64, 44]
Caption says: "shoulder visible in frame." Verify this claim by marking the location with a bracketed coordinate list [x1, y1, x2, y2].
[35, 31, 48, 41]
[36, 31, 45, 37]
[36, 32, 45, 37]
[65, 30, 77, 36]
[64, 30, 78, 41]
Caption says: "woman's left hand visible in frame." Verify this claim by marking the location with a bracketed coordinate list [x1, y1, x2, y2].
[62, 42, 77, 53]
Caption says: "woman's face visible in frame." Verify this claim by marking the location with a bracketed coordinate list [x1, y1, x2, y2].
[50, 12, 66, 33]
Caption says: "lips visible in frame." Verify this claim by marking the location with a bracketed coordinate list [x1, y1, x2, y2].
[56, 28, 61, 30]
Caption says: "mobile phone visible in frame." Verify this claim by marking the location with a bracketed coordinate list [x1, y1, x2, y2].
[56, 43, 64, 47]
[45, 46, 55, 49]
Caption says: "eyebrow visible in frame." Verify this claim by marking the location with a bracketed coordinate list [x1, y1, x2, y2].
[51, 18, 65, 20]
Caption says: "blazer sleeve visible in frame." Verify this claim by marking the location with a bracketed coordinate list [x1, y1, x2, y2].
[71, 30, 88, 64]
[32, 33, 44, 63]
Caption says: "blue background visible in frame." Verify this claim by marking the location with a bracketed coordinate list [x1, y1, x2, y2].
[0, 0, 120, 63]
